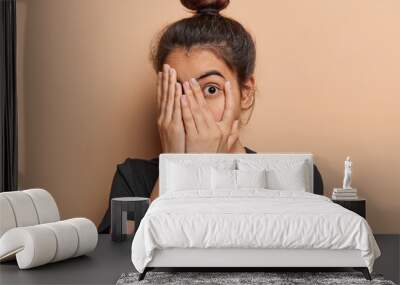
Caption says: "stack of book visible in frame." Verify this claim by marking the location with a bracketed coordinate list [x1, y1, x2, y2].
[332, 188, 358, 200]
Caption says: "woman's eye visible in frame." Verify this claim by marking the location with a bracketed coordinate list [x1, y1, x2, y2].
[203, 85, 221, 97]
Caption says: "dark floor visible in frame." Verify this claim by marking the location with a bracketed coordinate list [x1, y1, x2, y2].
[374, 234, 400, 284]
[0, 234, 398, 284]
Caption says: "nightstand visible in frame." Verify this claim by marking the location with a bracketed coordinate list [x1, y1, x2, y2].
[332, 198, 366, 218]
[111, 197, 150, 242]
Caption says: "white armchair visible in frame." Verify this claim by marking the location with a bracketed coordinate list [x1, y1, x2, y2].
[0, 189, 97, 269]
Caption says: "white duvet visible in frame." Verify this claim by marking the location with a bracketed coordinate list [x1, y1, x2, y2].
[131, 189, 381, 273]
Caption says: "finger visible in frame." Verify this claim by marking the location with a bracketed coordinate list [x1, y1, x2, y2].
[157, 71, 162, 114]
[189, 78, 216, 130]
[227, 120, 240, 151]
[165, 68, 176, 122]
[181, 94, 198, 137]
[160, 64, 170, 120]
[221, 80, 235, 126]
[172, 82, 183, 124]
[183, 81, 208, 135]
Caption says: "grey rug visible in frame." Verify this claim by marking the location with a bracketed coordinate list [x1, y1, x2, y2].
[116, 271, 396, 285]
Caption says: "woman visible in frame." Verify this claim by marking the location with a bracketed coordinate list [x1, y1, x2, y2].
[98, 0, 323, 234]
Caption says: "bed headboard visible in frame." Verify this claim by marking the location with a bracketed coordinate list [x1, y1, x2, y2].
[159, 153, 314, 195]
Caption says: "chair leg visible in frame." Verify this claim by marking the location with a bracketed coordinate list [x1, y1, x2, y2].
[354, 267, 372, 280]
[138, 268, 148, 281]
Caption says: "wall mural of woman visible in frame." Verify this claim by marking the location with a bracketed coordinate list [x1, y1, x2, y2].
[98, 0, 323, 234]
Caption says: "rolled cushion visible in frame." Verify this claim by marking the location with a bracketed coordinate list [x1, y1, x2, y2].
[0, 225, 57, 268]
[0, 196, 17, 237]
[42, 221, 79, 262]
[0, 189, 60, 239]
[64, 218, 98, 257]
[0, 191, 39, 227]
[0, 218, 98, 269]
[24, 189, 60, 224]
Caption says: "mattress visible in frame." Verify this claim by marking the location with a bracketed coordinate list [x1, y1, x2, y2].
[131, 189, 381, 273]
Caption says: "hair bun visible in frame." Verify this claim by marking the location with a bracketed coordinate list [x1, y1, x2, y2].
[180, 0, 230, 15]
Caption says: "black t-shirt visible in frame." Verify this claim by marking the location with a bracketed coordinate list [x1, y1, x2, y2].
[98, 146, 323, 233]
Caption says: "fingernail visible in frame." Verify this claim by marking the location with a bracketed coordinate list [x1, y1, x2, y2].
[226, 80, 231, 87]
[190, 78, 198, 85]
[176, 82, 182, 92]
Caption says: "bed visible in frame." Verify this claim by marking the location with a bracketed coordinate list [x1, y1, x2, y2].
[131, 153, 381, 281]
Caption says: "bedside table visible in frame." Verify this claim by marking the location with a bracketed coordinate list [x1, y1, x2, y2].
[111, 197, 150, 242]
[332, 198, 366, 218]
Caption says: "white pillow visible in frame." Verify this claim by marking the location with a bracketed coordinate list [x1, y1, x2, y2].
[167, 162, 212, 191]
[236, 169, 268, 188]
[266, 163, 307, 191]
[211, 168, 268, 190]
[237, 159, 308, 191]
[211, 168, 237, 190]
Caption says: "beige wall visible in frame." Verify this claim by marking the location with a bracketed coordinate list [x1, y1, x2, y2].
[16, 0, 400, 233]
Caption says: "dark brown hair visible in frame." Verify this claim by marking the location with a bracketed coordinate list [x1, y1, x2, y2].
[150, 0, 256, 91]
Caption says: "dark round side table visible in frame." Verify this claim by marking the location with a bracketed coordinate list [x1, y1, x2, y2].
[111, 197, 150, 242]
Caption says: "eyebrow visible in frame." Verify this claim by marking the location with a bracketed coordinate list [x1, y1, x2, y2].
[177, 70, 225, 84]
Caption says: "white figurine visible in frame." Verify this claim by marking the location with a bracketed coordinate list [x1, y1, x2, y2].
[342, 156, 352, 189]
